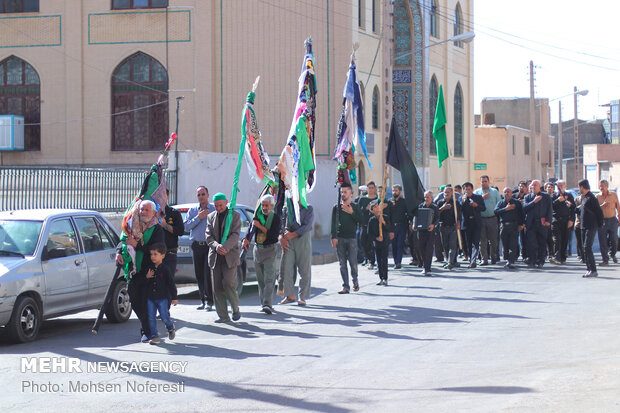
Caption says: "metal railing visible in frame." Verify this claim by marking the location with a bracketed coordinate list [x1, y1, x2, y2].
[0, 166, 177, 212]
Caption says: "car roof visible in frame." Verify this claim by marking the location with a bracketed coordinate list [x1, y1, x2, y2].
[0, 208, 103, 221]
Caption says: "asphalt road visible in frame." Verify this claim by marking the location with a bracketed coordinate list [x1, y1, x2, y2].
[1, 256, 620, 412]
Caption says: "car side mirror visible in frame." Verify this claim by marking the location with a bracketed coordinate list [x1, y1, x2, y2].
[41, 246, 49, 261]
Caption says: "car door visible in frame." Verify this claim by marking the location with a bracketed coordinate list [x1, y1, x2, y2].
[73, 216, 118, 306]
[41, 217, 88, 315]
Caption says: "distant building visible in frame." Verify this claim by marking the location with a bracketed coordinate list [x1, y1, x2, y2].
[479, 97, 554, 181]
[583, 144, 620, 189]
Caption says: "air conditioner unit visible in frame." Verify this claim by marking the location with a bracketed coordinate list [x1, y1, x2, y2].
[0, 115, 25, 151]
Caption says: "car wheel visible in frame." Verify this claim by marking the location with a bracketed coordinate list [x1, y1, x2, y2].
[236, 261, 246, 297]
[104, 279, 132, 323]
[7, 296, 41, 343]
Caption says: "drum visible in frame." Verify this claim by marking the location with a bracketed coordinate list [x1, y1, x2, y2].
[413, 208, 433, 230]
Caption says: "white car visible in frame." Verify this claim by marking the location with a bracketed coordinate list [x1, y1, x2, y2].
[0, 209, 131, 343]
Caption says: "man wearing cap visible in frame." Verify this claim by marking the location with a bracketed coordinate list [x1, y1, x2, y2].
[206, 192, 242, 322]
[184, 186, 215, 311]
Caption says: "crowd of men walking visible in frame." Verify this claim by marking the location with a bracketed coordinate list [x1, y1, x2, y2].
[120, 176, 618, 343]
[332, 176, 619, 289]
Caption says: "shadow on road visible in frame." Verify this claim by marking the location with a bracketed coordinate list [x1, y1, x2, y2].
[432, 386, 534, 394]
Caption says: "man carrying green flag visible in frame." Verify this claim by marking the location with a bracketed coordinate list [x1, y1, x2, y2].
[433, 84, 449, 168]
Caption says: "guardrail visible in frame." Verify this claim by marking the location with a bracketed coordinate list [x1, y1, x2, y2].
[0, 166, 177, 211]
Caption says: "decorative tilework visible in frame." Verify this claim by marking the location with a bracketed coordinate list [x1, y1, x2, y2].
[393, 70, 411, 84]
[393, 1, 411, 67]
[410, 0, 424, 165]
[393, 87, 411, 155]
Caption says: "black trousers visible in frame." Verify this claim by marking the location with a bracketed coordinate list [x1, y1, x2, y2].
[526, 224, 549, 266]
[361, 226, 376, 265]
[374, 241, 389, 280]
[583, 227, 597, 272]
[519, 230, 528, 260]
[191, 242, 214, 305]
[128, 280, 150, 337]
[417, 230, 434, 272]
[552, 218, 569, 262]
[433, 226, 444, 261]
[574, 227, 584, 259]
[463, 224, 481, 265]
[500, 222, 519, 264]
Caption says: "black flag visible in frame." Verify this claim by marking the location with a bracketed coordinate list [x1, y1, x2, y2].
[386, 118, 425, 215]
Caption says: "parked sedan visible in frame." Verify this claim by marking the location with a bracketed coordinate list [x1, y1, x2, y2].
[0, 209, 131, 343]
[171, 203, 256, 295]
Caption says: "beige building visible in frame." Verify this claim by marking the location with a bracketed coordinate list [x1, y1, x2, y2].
[480, 97, 555, 182]
[0, 0, 353, 167]
[353, 0, 475, 192]
[583, 144, 620, 189]
[474, 124, 536, 188]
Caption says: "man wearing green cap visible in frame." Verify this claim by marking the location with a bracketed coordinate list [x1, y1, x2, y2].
[206, 192, 242, 322]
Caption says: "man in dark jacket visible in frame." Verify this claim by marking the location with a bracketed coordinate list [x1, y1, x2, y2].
[436, 185, 461, 270]
[579, 179, 604, 277]
[494, 187, 525, 269]
[522, 180, 553, 268]
[550, 180, 575, 265]
[388, 184, 408, 269]
[161, 189, 185, 277]
[414, 191, 440, 276]
[460, 182, 486, 268]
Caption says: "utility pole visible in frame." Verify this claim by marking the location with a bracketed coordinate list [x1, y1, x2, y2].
[529, 61, 538, 179]
[558, 101, 563, 179]
[573, 86, 579, 185]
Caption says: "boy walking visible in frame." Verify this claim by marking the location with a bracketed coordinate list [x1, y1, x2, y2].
[146, 243, 178, 344]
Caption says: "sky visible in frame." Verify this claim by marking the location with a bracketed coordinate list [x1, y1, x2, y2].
[473, 0, 620, 123]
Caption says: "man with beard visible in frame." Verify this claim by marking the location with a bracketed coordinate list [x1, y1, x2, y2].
[357, 181, 379, 269]
[206, 193, 242, 322]
[550, 180, 575, 265]
[494, 187, 525, 269]
[388, 184, 408, 269]
[414, 191, 440, 276]
[516, 181, 529, 261]
[115, 200, 165, 343]
[460, 182, 486, 268]
[580, 179, 604, 277]
[522, 180, 553, 268]
[436, 186, 461, 270]
[331, 183, 363, 293]
[243, 193, 282, 314]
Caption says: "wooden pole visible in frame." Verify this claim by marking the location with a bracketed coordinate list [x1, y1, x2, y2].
[379, 161, 388, 237]
[447, 154, 464, 250]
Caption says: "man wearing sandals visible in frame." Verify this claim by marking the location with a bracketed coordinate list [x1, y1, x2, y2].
[279, 200, 314, 306]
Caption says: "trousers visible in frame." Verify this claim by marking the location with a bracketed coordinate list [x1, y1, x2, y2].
[598, 217, 618, 262]
[391, 223, 408, 265]
[500, 222, 519, 264]
[417, 230, 434, 272]
[552, 217, 570, 262]
[583, 227, 598, 272]
[211, 258, 239, 319]
[526, 224, 549, 266]
[480, 216, 499, 262]
[439, 224, 458, 265]
[281, 231, 312, 300]
[254, 243, 279, 307]
[337, 237, 358, 290]
[191, 242, 213, 305]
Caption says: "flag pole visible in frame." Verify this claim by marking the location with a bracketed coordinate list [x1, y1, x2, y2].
[447, 152, 463, 250]
[379, 161, 388, 238]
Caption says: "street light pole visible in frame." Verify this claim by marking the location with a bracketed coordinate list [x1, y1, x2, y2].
[558, 101, 562, 179]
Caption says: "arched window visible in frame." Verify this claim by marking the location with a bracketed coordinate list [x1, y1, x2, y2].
[430, 0, 439, 38]
[454, 3, 463, 47]
[0, 56, 40, 151]
[372, 86, 379, 130]
[454, 83, 463, 157]
[111, 52, 168, 151]
[429, 76, 438, 155]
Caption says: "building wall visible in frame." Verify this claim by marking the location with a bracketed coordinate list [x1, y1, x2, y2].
[0, 1, 352, 168]
[474, 125, 532, 189]
[583, 144, 620, 189]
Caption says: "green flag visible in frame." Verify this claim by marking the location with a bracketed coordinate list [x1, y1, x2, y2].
[433, 84, 449, 168]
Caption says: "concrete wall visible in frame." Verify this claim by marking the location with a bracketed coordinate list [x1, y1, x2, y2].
[171, 150, 337, 238]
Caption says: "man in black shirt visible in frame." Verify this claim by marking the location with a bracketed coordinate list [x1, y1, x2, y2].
[388, 184, 408, 269]
[436, 186, 461, 270]
[161, 189, 185, 278]
[414, 191, 440, 276]
[357, 181, 379, 269]
[522, 180, 553, 268]
[368, 200, 393, 285]
[494, 187, 525, 269]
[579, 179, 604, 277]
[550, 180, 575, 264]
[243, 193, 283, 314]
[460, 182, 486, 268]
[331, 184, 363, 293]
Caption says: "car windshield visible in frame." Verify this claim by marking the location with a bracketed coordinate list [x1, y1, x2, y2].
[0, 220, 42, 256]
